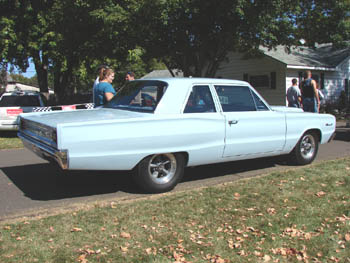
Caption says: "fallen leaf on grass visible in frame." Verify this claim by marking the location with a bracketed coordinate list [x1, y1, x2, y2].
[120, 246, 128, 253]
[345, 233, 350, 242]
[120, 232, 131, 238]
[263, 255, 271, 262]
[316, 191, 326, 197]
[78, 254, 88, 263]
[267, 208, 276, 215]
[145, 247, 157, 255]
[254, 251, 263, 257]
[71, 227, 83, 232]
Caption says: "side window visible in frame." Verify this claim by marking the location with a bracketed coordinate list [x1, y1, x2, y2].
[251, 91, 269, 111]
[214, 85, 256, 112]
[184, 85, 216, 113]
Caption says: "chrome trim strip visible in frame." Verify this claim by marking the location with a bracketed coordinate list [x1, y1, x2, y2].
[19, 117, 57, 148]
[18, 133, 68, 169]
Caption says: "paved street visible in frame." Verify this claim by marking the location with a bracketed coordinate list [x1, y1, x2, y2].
[0, 124, 349, 222]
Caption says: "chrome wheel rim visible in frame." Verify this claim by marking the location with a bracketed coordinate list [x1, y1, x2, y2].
[300, 134, 316, 160]
[148, 154, 177, 184]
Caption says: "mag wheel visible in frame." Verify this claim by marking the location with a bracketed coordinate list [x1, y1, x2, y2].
[133, 153, 185, 193]
[290, 131, 319, 165]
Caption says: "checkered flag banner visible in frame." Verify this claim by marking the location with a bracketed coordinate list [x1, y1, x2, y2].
[33, 107, 52, 112]
[32, 103, 94, 112]
[85, 103, 94, 109]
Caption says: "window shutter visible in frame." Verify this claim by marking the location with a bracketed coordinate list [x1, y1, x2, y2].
[321, 73, 325, 89]
[243, 74, 248, 82]
[270, 72, 276, 89]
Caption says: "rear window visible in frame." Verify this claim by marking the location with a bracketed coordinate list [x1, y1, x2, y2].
[105, 80, 167, 113]
[0, 95, 41, 107]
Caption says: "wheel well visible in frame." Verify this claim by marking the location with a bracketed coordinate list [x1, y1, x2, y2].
[305, 129, 321, 142]
[177, 152, 189, 167]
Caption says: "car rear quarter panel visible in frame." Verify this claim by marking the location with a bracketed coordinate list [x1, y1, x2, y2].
[58, 114, 225, 170]
[284, 112, 336, 152]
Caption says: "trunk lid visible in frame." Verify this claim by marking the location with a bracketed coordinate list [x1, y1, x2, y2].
[21, 108, 150, 127]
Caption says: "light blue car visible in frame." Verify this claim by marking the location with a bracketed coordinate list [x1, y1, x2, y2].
[18, 78, 336, 193]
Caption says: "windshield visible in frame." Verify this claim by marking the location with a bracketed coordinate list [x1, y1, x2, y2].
[104, 80, 168, 112]
[0, 95, 41, 107]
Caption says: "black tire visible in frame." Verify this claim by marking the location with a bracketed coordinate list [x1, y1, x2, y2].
[133, 153, 185, 193]
[290, 131, 319, 165]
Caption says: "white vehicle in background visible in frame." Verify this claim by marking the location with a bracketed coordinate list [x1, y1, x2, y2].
[0, 90, 46, 131]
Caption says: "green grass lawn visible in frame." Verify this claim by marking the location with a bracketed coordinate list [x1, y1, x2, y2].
[1, 158, 350, 262]
[0, 132, 23, 150]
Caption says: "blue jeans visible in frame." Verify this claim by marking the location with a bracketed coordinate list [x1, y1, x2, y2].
[302, 97, 318, 112]
[288, 103, 300, 108]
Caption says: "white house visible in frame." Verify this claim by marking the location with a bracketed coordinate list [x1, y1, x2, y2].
[216, 43, 350, 106]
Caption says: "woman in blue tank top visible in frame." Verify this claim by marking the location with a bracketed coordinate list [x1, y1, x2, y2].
[93, 68, 116, 107]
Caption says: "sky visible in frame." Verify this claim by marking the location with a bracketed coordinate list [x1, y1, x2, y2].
[8, 62, 36, 78]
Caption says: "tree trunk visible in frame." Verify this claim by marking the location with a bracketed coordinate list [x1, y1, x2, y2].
[33, 52, 49, 99]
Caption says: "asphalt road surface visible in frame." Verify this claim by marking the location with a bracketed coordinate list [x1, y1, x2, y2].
[1, 125, 349, 222]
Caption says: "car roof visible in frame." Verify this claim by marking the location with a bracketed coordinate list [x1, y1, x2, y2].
[1, 90, 40, 97]
[138, 77, 248, 86]
[135, 77, 252, 114]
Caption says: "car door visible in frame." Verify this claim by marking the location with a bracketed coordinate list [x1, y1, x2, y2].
[182, 85, 226, 164]
[214, 85, 286, 157]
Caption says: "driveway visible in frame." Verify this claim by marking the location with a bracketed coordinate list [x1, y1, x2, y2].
[0, 123, 349, 222]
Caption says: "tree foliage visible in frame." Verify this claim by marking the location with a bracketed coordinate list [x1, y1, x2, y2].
[1, 0, 349, 100]
[134, 0, 350, 77]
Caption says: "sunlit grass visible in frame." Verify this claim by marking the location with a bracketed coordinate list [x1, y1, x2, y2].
[1, 158, 350, 262]
[0, 132, 23, 149]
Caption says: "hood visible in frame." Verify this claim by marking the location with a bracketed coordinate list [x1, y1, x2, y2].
[22, 108, 150, 127]
[270, 106, 304, 113]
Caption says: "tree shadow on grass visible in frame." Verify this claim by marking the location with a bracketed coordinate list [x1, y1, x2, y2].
[0, 131, 18, 138]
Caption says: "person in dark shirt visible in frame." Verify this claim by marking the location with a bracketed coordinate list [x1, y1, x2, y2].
[301, 70, 320, 113]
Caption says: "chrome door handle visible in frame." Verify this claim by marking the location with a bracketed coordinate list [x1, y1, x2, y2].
[228, 120, 238, 126]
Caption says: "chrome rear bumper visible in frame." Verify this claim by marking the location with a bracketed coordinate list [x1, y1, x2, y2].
[18, 133, 69, 169]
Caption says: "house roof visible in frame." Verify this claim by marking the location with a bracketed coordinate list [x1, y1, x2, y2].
[261, 43, 350, 70]
[141, 69, 183, 78]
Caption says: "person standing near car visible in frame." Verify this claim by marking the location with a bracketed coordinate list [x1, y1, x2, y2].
[125, 71, 135, 81]
[93, 68, 116, 107]
[92, 65, 108, 104]
[301, 70, 320, 113]
[286, 78, 302, 108]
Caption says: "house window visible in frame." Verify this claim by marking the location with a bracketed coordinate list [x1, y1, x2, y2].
[249, 75, 269, 88]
